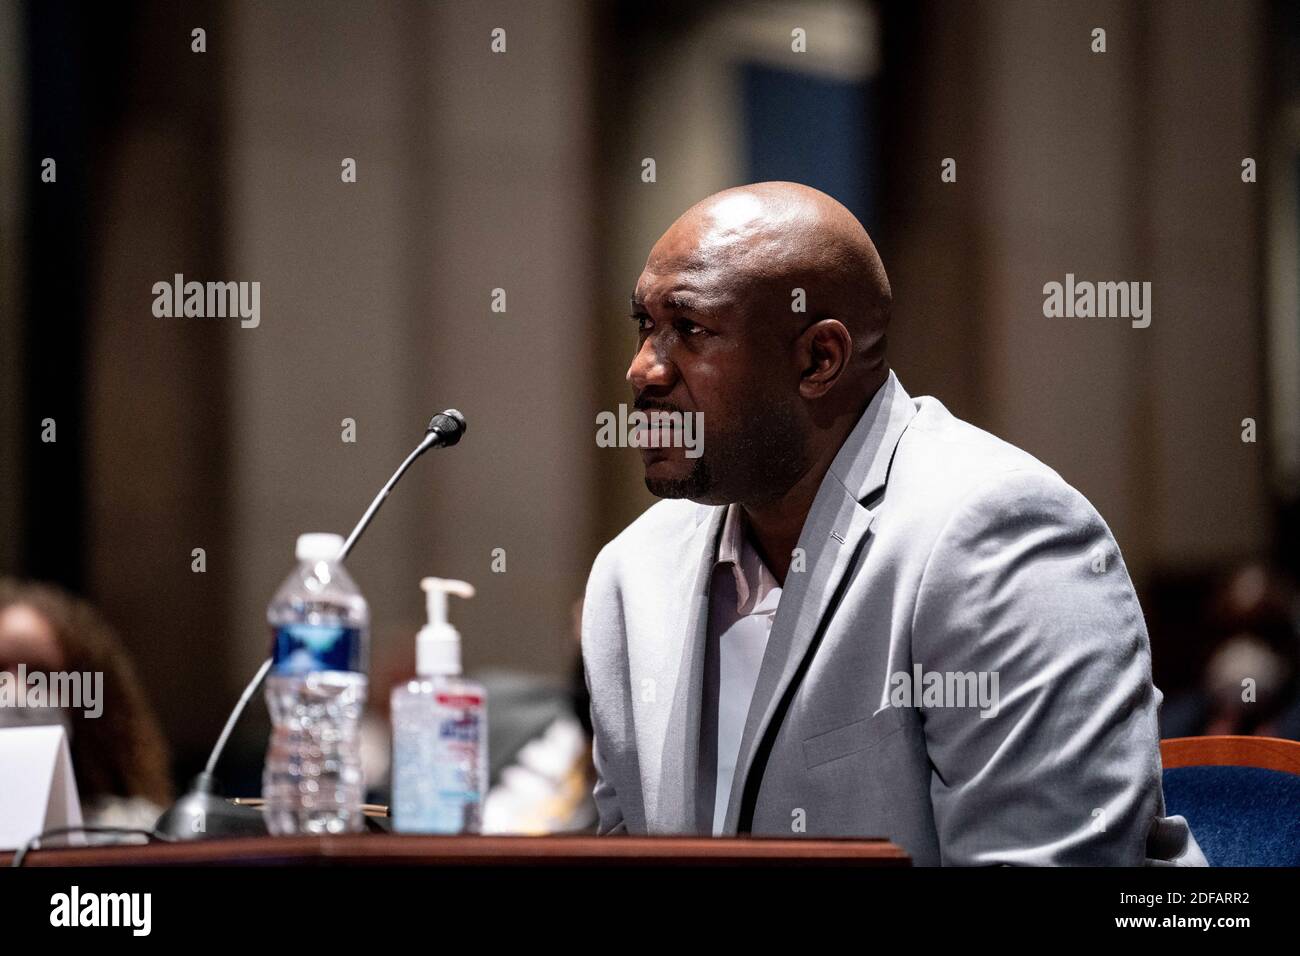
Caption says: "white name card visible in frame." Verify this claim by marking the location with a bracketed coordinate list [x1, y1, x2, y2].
[0, 725, 82, 850]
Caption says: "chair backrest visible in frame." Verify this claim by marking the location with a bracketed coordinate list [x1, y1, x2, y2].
[1160, 736, 1300, 867]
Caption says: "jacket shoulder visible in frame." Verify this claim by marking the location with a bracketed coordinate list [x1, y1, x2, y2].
[587, 497, 712, 586]
[879, 396, 1108, 548]
[892, 397, 1079, 503]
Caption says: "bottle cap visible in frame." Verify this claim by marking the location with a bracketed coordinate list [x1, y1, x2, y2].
[296, 533, 344, 562]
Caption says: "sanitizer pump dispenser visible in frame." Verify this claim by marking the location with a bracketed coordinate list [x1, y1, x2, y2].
[390, 577, 488, 833]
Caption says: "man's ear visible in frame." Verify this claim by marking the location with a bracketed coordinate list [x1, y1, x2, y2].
[797, 318, 853, 399]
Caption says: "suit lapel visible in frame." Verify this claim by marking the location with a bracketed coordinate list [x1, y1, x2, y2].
[718, 479, 874, 834]
[653, 504, 725, 834]
[719, 371, 918, 834]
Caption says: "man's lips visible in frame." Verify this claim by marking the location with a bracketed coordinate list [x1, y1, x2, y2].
[630, 403, 699, 463]
[641, 448, 678, 467]
[634, 403, 691, 415]
[638, 440, 685, 460]
[633, 423, 690, 443]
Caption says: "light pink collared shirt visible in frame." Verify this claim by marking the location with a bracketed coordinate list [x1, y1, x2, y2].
[706, 502, 782, 835]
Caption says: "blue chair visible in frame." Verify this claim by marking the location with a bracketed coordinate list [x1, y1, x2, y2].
[1160, 736, 1300, 866]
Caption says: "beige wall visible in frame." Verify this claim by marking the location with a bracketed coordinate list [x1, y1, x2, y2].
[886, 0, 1269, 583]
[1143, 0, 1267, 565]
[223, 0, 598, 691]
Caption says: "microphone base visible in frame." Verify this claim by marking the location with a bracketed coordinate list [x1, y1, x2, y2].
[154, 772, 268, 840]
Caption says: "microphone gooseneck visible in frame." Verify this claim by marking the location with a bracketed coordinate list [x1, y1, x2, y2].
[204, 656, 273, 776]
[341, 408, 467, 560]
[156, 409, 467, 840]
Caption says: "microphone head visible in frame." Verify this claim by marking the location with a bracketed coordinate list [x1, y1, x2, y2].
[426, 408, 467, 446]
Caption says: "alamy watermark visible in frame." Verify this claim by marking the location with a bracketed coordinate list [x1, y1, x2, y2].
[152, 273, 260, 328]
[888, 664, 999, 718]
[0, 664, 103, 718]
[50, 886, 151, 936]
[596, 405, 704, 458]
[1042, 273, 1151, 328]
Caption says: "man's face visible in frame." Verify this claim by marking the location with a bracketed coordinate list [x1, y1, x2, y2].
[628, 240, 807, 506]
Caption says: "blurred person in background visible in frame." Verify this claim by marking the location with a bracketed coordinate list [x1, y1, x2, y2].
[0, 579, 172, 830]
[362, 598, 597, 833]
[1162, 564, 1300, 740]
[479, 598, 596, 834]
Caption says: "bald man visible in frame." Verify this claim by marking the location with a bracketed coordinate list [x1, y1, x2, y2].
[580, 182, 1205, 865]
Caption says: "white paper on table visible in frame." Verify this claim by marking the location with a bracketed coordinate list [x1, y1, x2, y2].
[0, 725, 83, 850]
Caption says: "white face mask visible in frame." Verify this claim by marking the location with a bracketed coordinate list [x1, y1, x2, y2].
[0, 703, 75, 742]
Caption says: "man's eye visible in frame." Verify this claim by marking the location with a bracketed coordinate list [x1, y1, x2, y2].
[631, 314, 652, 332]
[677, 319, 705, 336]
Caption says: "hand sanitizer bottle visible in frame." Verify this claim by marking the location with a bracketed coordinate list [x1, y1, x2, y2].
[390, 577, 488, 834]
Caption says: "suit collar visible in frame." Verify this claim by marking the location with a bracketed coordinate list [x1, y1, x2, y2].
[654, 505, 725, 834]
[827, 369, 917, 505]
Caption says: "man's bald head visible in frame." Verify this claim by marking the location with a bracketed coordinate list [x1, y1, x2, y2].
[628, 182, 893, 505]
[644, 181, 891, 370]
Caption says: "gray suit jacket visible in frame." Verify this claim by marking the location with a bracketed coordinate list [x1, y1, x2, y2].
[581, 371, 1206, 865]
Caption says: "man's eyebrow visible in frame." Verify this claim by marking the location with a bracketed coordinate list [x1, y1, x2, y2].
[630, 292, 707, 313]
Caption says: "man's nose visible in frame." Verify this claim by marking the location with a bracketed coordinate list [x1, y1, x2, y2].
[626, 335, 675, 391]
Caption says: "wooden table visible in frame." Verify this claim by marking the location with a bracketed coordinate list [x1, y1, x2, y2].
[1, 833, 909, 867]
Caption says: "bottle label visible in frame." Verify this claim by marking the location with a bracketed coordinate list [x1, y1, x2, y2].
[437, 698, 484, 747]
[271, 623, 364, 674]
[435, 692, 483, 709]
[392, 696, 486, 834]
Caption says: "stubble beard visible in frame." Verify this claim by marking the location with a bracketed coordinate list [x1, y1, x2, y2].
[644, 400, 807, 506]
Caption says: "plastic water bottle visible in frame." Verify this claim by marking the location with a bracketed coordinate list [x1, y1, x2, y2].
[262, 533, 369, 835]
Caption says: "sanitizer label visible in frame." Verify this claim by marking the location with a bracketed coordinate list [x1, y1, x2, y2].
[392, 692, 486, 833]
[437, 697, 485, 800]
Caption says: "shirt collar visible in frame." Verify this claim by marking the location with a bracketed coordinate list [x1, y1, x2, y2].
[713, 503, 781, 614]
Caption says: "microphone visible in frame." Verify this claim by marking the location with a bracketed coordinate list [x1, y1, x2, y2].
[155, 409, 468, 839]
[426, 409, 467, 446]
